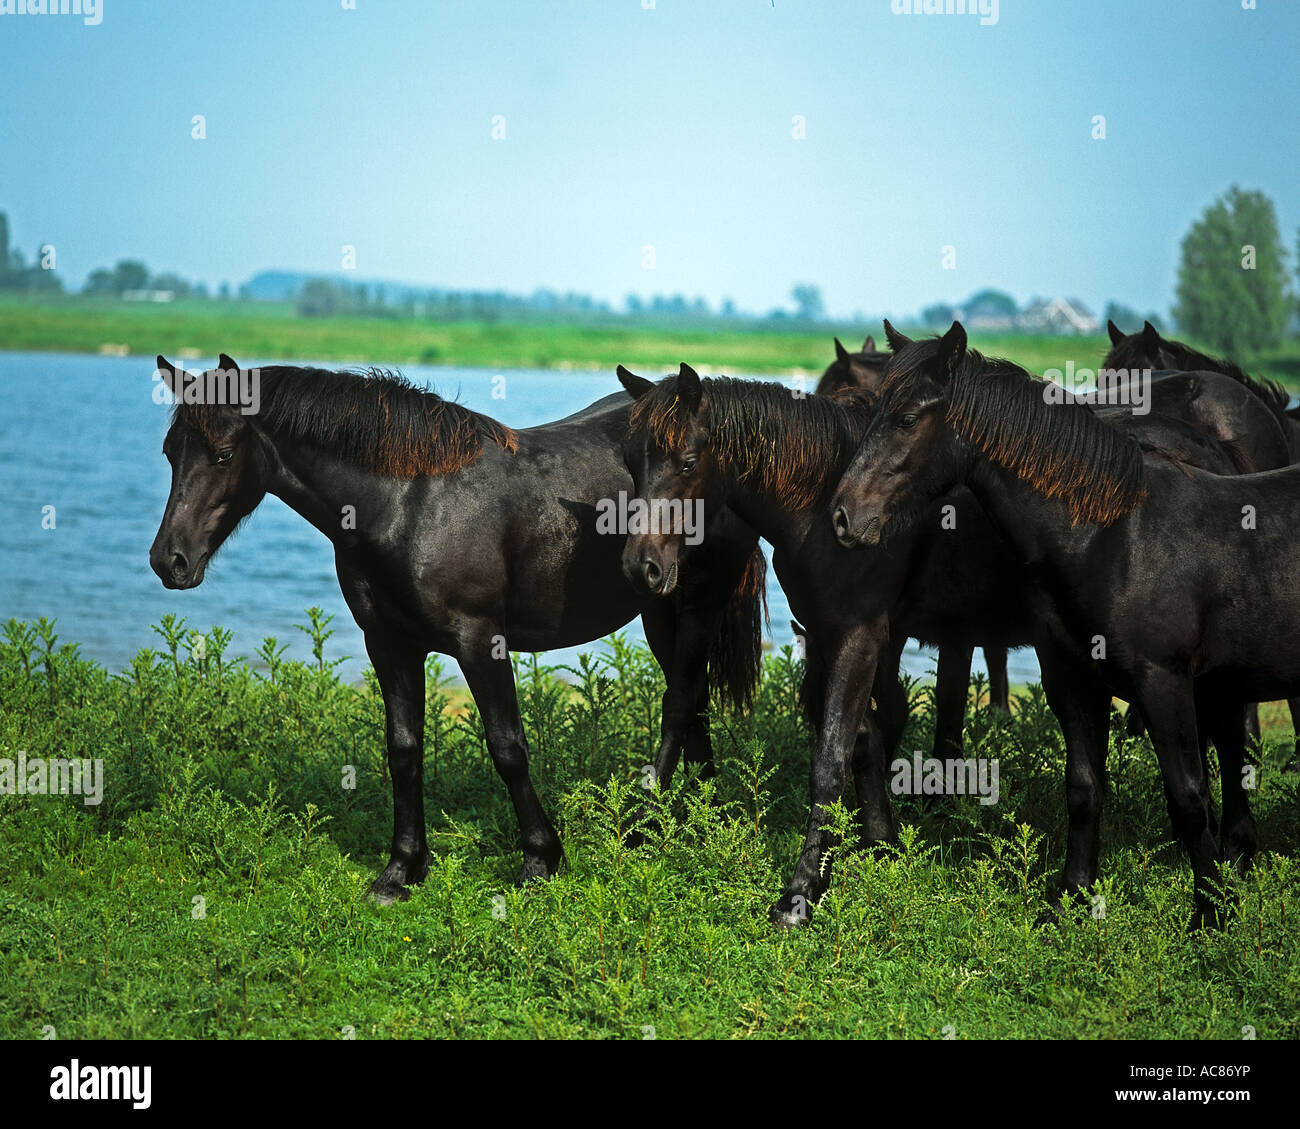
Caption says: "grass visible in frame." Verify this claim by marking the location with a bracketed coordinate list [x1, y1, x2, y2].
[1, 612, 1297, 1040]
[3, 294, 1300, 388]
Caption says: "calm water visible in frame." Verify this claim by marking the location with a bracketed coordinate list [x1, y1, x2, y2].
[0, 351, 1038, 687]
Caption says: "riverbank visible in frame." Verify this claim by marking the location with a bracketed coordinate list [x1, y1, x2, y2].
[4, 296, 1297, 387]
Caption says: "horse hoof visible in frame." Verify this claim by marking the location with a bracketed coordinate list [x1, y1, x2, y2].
[518, 853, 563, 885]
[768, 895, 813, 930]
[1034, 904, 1062, 929]
[368, 881, 410, 907]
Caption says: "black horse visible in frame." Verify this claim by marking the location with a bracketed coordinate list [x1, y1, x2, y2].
[149, 356, 765, 904]
[821, 337, 1014, 730]
[831, 322, 1300, 926]
[614, 360, 1265, 926]
[1104, 318, 1300, 754]
[1104, 319, 1300, 458]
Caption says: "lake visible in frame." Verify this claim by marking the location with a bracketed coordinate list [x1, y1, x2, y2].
[0, 351, 1040, 687]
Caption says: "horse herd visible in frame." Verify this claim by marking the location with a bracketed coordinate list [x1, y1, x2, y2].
[148, 318, 1300, 929]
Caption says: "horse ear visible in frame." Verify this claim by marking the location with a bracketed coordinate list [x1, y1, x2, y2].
[616, 364, 654, 399]
[883, 319, 912, 352]
[156, 355, 184, 397]
[936, 321, 967, 382]
[1141, 320, 1160, 347]
[834, 337, 850, 363]
[862, 335, 876, 353]
[789, 619, 806, 641]
[218, 353, 240, 372]
[677, 362, 703, 412]
[1107, 320, 1125, 346]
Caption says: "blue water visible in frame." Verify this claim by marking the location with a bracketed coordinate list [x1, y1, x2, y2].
[0, 352, 1038, 687]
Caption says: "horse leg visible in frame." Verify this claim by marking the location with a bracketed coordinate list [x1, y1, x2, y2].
[367, 637, 432, 905]
[641, 601, 713, 790]
[1244, 703, 1261, 746]
[458, 629, 564, 882]
[770, 617, 885, 928]
[1125, 701, 1148, 739]
[1037, 652, 1111, 914]
[1288, 698, 1300, 772]
[1137, 672, 1223, 929]
[934, 642, 974, 758]
[854, 640, 903, 845]
[984, 646, 1011, 714]
[1201, 696, 1257, 878]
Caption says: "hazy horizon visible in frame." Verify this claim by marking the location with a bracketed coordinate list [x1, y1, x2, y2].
[1, 0, 1296, 321]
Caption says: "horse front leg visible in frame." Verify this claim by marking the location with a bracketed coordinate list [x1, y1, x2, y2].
[771, 617, 886, 928]
[1037, 647, 1112, 917]
[855, 639, 903, 845]
[367, 637, 431, 905]
[641, 599, 714, 792]
[458, 628, 564, 882]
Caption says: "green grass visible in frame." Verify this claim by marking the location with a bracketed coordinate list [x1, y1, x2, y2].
[1, 613, 1297, 1040]
[3, 294, 1299, 388]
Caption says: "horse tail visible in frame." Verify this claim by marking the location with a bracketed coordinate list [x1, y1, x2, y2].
[708, 545, 768, 712]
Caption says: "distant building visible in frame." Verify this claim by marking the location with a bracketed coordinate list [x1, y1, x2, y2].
[1019, 297, 1098, 335]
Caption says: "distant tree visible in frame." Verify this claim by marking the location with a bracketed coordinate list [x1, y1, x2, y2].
[791, 283, 825, 322]
[720, 298, 737, 319]
[83, 268, 116, 294]
[297, 278, 342, 317]
[922, 302, 957, 328]
[1173, 185, 1291, 355]
[148, 272, 192, 298]
[962, 289, 1018, 318]
[112, 260, 149, 293]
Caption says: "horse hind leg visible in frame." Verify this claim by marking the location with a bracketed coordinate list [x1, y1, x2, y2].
[984, 646, 1011, 715]
[458, 628, 564, 883]
[1287, 697, 1300, 773]
[1201, 697, 1257, 878]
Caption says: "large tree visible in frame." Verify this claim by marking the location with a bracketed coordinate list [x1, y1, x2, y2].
[1173, 186, 1291, 356]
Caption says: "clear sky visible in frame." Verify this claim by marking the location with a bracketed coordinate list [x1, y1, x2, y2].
[1, 0, 1296, 320]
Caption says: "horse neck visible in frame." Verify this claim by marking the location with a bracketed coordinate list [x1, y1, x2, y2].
[257, 429, 392, 544]
[714, 445, 832, 549]
[964, 450, 1098, 567]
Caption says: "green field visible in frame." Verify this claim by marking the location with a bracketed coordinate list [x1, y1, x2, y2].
[1, 614, 1296, 1040]
[3, 295, 1299, 389]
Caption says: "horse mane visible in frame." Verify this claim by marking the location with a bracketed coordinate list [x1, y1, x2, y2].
[628, 376, 876, 510]
[176, 365, 517, 476]
[1105, 334, 1291, 419]
[884, 340, 1147, 526]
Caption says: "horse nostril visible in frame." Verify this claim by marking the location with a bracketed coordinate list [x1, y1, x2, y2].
[833, 507, 850, 538]
[170, 552, 188, 577]
[643, 559, 661, 588]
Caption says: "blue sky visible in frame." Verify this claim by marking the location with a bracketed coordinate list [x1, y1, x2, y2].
[1, 0, 1296, 320]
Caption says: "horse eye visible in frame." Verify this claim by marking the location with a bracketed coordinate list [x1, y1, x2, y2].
[216, 447, 234, 464]
[899, 414, 918, 429]
[680, 456, 698, 475]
